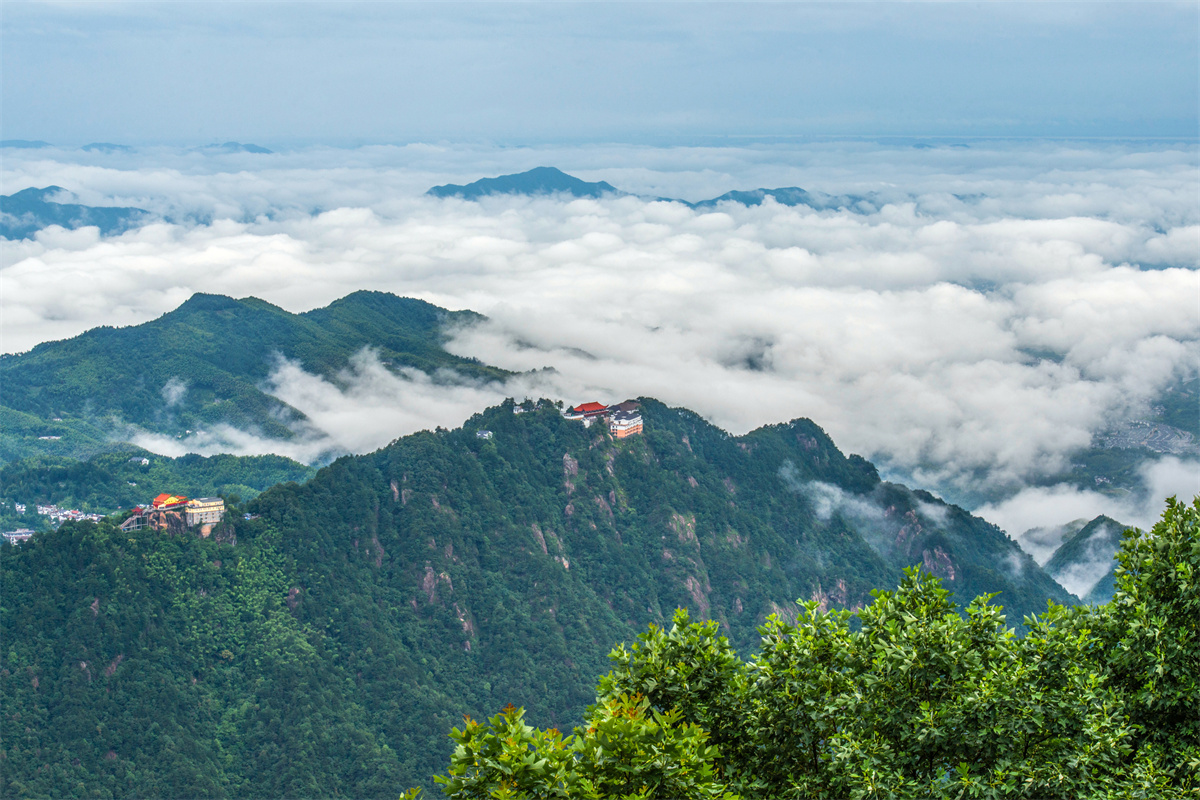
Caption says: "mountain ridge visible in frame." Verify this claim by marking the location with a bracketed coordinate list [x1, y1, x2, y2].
[426, 166, 885, 211]
[1043, 514, 1127, 602]
[0, 186, 150, 240]
[0, 395, 1080, 795]
[0, 291, 507, 465]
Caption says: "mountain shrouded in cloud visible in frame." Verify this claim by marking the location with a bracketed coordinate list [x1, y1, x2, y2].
[0, 140, 52, 149]
[197, 141, 274, 155]
[0, 291, 505, 465]
[1041, 515, 1126, 600]
[690, 186, 883, 213]
[425, 166, 885, 212]
[0, 186, 150, 240]
[428, 166, 622, 200]
[1, 141, 1196, 537]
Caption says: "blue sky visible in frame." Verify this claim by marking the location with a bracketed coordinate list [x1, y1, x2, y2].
[3, 1, 1197, 146]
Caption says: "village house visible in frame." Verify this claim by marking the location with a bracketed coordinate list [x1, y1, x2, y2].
[35, 503, 104, 524]
[2, 529, 35, 546]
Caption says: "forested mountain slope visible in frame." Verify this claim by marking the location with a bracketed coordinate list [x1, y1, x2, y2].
[0, 449, 315, 529]
[0, 186, 149, 240]
[1043, 514, 1127, 601]
[1, 398, 1076, 796]
[0, 291, 506, 464]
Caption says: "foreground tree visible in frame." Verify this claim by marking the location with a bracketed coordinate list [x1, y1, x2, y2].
[429, 497, 1199, 799]
[433, 695, 738, 799]
[1090, 495, 1200, 789]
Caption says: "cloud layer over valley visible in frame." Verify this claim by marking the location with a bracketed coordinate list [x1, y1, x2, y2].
[3, 141, 1197, 534]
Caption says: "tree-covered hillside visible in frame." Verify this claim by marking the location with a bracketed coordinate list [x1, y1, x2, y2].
[0, 449, 315, 529]
[1042, 514, 1127, 601]
[1, 398, 1077, 796]
[0, 290, 507, 464]
[434, 498, 1199, 799]
[0, 186, 149, 240]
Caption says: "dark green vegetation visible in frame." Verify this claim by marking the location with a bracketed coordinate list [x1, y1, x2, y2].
[1, 521, 404, 798]
[0, 290, 507, 464]
[0, 186, 149, 240]
[1151, 374, 1200, 435]
[0, 449, 315, 529]
[435, 498, 1200, 799]
[1, 398, 1077, 797]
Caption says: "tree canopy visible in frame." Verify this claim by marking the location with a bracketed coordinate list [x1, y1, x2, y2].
[430, 497, 1200, 799]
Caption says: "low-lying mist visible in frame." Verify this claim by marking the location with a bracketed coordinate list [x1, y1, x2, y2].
[3, 140, 1197, 535]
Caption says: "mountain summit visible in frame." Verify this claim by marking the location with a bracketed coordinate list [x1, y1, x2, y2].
[427, 166, 623, 200]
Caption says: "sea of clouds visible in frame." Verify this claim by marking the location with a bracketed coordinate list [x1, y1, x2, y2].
[2, 140, 1197, 536]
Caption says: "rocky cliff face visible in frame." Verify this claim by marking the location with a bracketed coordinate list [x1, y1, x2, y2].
[248, 397, 1072, 730]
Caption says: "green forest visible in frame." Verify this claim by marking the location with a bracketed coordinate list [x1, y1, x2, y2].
[431, 498, 1199, 799]
[0, 290, 507, 464]
[0, 449, 315, 529]
[0, 398, 1113, 796]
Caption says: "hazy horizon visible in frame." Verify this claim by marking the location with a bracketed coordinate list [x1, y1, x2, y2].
[3, 2, 1197, 144]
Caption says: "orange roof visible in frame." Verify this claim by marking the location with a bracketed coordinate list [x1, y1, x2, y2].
[573, 402, 608, 413]
[152, 493, 189, 508]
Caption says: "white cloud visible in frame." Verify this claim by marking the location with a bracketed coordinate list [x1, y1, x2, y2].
[161, 377, 187, 407]
[976, 457, 1200, 541]
[1050, 519, 1122, 598]
[2, 141, 1197, 540]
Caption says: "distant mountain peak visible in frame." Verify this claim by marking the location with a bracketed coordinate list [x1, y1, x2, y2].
[6, 185, 67, 202]
[690, 186, 883, 213]
[0, 139, 52, 149]
[167, 292, 265, 315]
[198, 142, 274, 155]
[1043, 514, 1128, 602]
[427, 166, 622, 200]
[82, 142, 135, 154]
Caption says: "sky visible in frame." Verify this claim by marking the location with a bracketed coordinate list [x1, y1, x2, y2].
[2, 2, 1198, 144]
[1, 2, 1198, 546]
